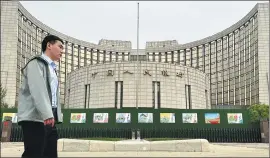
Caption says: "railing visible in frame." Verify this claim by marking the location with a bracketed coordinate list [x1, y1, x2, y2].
[2, 124, 261, 143]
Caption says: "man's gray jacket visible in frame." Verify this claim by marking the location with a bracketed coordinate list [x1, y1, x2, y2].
[17, 55, 63, 124]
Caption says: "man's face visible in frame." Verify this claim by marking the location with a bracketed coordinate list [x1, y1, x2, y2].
[47, 40, 64, 61]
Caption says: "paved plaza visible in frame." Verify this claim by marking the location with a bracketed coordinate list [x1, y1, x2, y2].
[1, 142, 269, 157]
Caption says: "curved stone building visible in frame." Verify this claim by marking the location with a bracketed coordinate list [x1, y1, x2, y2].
[1, 1, 269, 109]
[65, 62, 210, 109]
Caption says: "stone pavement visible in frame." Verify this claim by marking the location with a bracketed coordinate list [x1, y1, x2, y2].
[212, 143, 269, 149]
[1, 142, 269, 157]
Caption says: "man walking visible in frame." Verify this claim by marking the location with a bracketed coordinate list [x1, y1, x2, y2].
[17, 35, 64, 158]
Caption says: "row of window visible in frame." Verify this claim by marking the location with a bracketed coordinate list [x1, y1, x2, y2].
[77, 82, 207, 109]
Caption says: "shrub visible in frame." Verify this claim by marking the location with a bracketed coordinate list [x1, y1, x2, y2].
[247, 103, 269, 123]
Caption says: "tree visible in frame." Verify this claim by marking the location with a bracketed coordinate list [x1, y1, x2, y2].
[0, 82, 8, 108]
[247, 103, 269, 123]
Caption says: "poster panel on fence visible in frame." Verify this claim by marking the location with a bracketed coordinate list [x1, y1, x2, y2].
[70, 113, 86, 123]
[205, 113, 220, 124]
[93, 113, 109, 123]
[160, 113, 175, 123]
[182, 113, 197, 123]
[227, 113, 243, 124]
[2, 113, 18, 123]
[138, 113, 153, 123]
[116, 113, 131, 123]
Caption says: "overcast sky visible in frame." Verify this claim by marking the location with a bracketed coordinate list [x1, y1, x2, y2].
[20, 1, 267, 49]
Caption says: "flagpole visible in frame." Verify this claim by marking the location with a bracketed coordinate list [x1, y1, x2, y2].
[136, 2, 139, 109]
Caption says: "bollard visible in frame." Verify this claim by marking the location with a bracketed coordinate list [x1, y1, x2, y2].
[137, 129, 141, 140]
[1, 120, 12, 142]
[260, 120, 269, 143]
[132, 129, 135, 140]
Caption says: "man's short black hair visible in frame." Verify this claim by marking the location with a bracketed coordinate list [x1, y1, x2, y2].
[42, 35, 64, 52]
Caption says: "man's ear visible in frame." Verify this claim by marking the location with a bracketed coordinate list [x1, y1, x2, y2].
[47, 42, 51, 50]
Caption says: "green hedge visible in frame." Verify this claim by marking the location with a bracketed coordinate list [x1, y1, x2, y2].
[1, 107, 256, 129]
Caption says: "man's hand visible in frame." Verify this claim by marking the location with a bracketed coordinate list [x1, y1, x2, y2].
[44, 118, 55, 127]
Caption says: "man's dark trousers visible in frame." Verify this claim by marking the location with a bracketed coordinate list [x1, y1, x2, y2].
[20, 108, 58, 158]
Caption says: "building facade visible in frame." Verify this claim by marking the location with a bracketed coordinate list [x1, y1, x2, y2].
[1, 1, 269, 108]
[65, 62, 210, 109]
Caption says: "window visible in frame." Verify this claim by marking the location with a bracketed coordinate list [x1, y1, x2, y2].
[84, 84, 90, 108]
[152, 81, 161, 109]
[185, 85, 192, 109]
[67, 89, 70, 108]
[97, 50, 100, 63]
[205, 90, 208, 108]
[115, 81, 123, 109]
